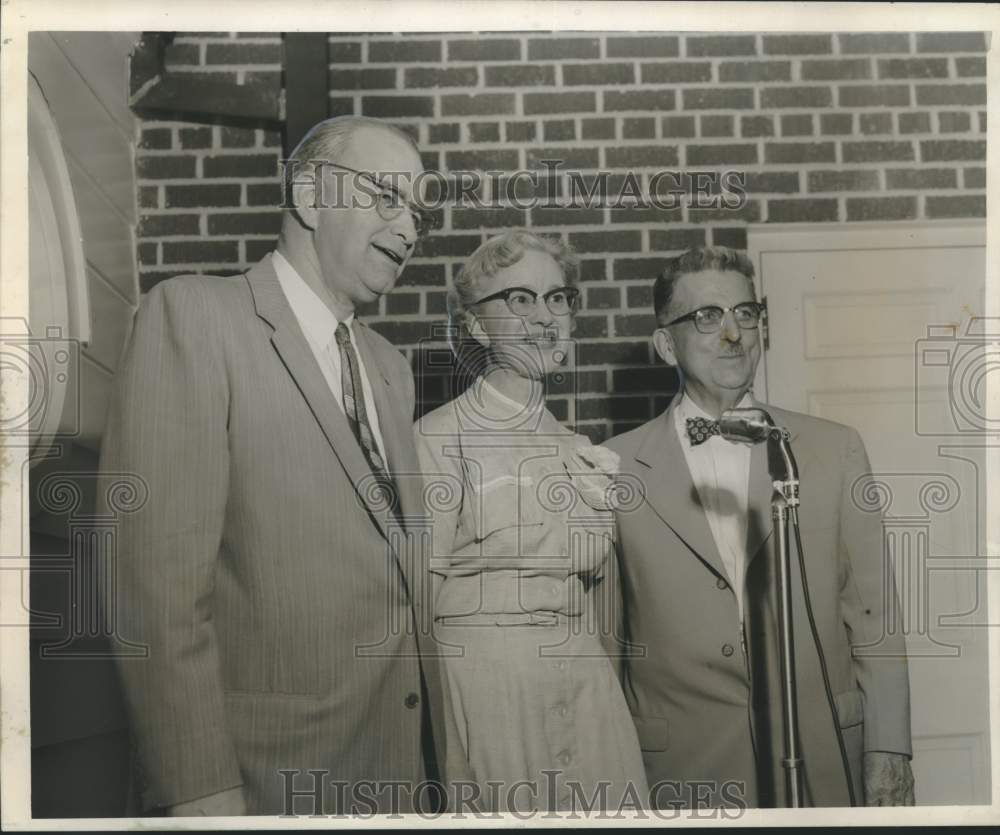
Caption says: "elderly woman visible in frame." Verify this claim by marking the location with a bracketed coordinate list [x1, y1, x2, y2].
[414, 229, 646, 813]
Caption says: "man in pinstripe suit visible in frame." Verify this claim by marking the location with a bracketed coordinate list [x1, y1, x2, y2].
[100, 116, 454, 816]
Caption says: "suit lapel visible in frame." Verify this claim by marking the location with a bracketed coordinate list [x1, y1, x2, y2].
[633, 401, 728, 581]
[244, 257, 393, 537]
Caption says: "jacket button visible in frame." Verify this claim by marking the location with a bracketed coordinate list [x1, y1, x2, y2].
[404, 692, 420, 708]
[721, 643, 735, 657]
[716, 577, 728, 590]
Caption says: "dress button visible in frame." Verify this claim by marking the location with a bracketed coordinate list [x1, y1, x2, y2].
[404, 692, 420, 708]
[721, 643, 735, 657]
[555, 660, 567, 672]
[557, 750, 571, 766]
[553, 703, 568, 717]
[716, 577, 728, 590]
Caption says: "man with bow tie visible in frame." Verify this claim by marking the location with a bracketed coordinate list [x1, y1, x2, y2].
[604, 246, 914, 809]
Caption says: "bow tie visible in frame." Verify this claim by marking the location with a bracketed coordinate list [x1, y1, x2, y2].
[686, 416, 720, 446]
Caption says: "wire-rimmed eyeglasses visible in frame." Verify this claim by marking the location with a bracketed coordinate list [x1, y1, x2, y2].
[473, 285, 581, 318]
[326, 163, 433, 238]
[665, 301, 766, 334]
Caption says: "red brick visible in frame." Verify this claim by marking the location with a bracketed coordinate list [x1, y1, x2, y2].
[563, 63, 635, 86]
[700, 115, 735, 137]
[604, 90, 676, 112]
[718, 61, 790, 82]
[329, 41, 361, 63]
[579, 394, 652, 420]
[524, 92, 596, 115]
[838, 85, 911, 107]
[445, 149, 519, 171]
[885, 168, 957, 190]
[425, 291, 448, 315]
[877, 57, 948, 79]
[531, 207, 605, 226]
[611, 206, 682, 225]
[800, 58, 872, 81]
[568, 231, 642, 253]
[613, 257, 671, 281]
[938, 112, 972, 133]
[138, 242, 158, 265]
[781, 114, 814, 136]
[916, 84, 986, 106]
[507, 121, 538, 142]
[429, 123, 460, 144]
[688, 202, 762, 224]
[137, 155, 197, 180]
[164, 42, 200, 66]
[807, 170, 879, 192]
[140, 128, 172, 150]
[586, 287, 622, 309]
[686, 143, 758, 166]
[468, 122, 501, 143]
[385, 292, 421, 316]
[685, 35, 756, 57]
[179, 127, 213, 149]
[623, 118, 656, 139]
[920, 139, 985, 162]
[956, 57, 986, 77]
[846, 196, 916, 221]
[367, 320, 432, 346]
[368, 40, 441, 62]
[527, 37, 600, 60]
[582, 118, 616, 140]
[916, 32, 987, 53]
[612, 366, 673, 393]
[139, 214, 201, 237]
[925, 195, 985, 218]
[819, 113, 853, 135]
[964, 167, 986, 189]
[452, 207, 527, 230]
[397, 264, 446, 287]
[712, 228, 748, 249]
[414, 234, 481, 258]
[838, 33, 911, 54]
[626, 285, 654, 308]
[329, 97, 355, 116]
[220, 127, 255, 149]
[663, 115, 697, 138]
[484, 65, 555, 87]
[767, 198, 838, 222]
[741, 115, 775, 137]
[842, 141, 915, 162]
[762, 34, 832, 54]
[682, 88, 754, 110]
[605, 145, 679, 168]
[572, 316, 610, 339]
[527, 147, 599, 170]
[207, 212, 282, 235]
[327, 68, 397, 90]
[447, 38, 521, 61]
[642, 61, 713, 84]
[206, 42, 282, 64]
[897, 112, 931, 134]
[203, 154, 278, 178]
[859, 113, 892, 135]
[578, 339, 651, 366]
[138, 185, 160, 209]
[162, 240, 240, 264]
[362, 95, 435, 118]
[165, 184, 242, 208]
[761, 86, 832, 109]
[652, 228, 705, 251]
[764, 142, 836, 164]
[745, 172, 800, 193]
[607, 36, 679, 58]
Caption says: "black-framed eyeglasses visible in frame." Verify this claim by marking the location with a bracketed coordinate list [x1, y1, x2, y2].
[326, 163, 433, 238]
[473, 285, 581, 318]
[666, 301, 766, 334]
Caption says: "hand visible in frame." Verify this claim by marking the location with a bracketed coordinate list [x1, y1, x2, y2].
[168, 786, 248, 816]
[863, 751, 915, 806]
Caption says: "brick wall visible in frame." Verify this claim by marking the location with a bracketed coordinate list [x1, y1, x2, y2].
[135, 30, 988, 441]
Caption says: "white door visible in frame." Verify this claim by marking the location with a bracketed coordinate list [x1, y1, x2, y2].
[748, 221, 990, 805]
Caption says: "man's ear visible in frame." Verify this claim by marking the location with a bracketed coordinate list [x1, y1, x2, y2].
[653, 327, 677, 367]
[291, 169, 319, 231]
[467, 312, 490, 348]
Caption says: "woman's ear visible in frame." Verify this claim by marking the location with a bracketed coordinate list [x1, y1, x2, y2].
[467, 311, 490, 348]
[652, 327, 677, 367]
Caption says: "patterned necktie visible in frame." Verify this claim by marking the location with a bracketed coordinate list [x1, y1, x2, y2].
[334, 323, 398, 514]
[686, 416, 721, 446]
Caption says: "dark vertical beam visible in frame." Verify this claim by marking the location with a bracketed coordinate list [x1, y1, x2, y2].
[283, 33, 331, 156]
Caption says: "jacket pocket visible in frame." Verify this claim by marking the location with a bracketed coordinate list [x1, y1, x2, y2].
[633, 715, 669, 752]
[834, 688, 865, 729]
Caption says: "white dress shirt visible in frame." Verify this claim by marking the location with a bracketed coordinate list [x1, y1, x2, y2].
[272, 250, 389, 468]
[674, 392, 753, 621]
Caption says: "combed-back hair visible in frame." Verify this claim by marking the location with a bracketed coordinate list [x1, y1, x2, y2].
[653, 246, 756, 326]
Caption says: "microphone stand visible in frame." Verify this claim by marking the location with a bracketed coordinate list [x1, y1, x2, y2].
[765, 422, 804, 808]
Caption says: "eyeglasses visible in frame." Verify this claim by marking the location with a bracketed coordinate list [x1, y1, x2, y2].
[473, 285, 581, 318]
[665, 301, 766, 334]
[326, 163, 433, 238]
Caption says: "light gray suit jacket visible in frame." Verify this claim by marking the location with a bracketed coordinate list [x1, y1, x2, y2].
[605, 399, 911, 808]
[98, 255, 447, 814]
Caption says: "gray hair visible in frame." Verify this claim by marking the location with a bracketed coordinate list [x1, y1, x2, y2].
[447, 228, 580, 354]
[653, 246, 757, 326]
[282, 116, 419, 207]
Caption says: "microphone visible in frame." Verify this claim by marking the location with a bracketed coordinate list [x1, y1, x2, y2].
[719, 407, 775, 445]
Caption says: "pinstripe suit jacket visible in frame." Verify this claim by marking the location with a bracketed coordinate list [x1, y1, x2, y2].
[605, 400, 911, 808]
[99, 255, 446, 814]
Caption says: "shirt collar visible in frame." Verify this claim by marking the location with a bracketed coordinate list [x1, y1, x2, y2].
[676, 390, 753, 422]
[272, 250, 353, 346]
